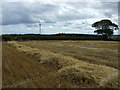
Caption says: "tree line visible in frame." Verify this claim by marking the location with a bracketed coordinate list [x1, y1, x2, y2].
[1, 19, 119, 41]
[1, 33, 119, 41]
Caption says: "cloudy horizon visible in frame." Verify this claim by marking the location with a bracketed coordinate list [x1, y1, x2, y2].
[1, 2, 119, 35]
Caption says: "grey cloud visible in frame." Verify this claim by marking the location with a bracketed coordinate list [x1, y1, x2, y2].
[94, 2, 118, 18]
[2, 3, 34, 25]
[68, 2, 118, 18]
[2, 2, 58, 25]
[2, 2, 118, 25]
[26, 23, 38, 27]
[104, 11, 113, 18]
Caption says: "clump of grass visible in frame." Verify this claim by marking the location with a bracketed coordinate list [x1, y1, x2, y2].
[58, 63, 118, 87]
[39, 51, 79, 68]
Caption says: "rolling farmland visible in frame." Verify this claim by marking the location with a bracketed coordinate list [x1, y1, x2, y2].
[2, 40, 119, 88]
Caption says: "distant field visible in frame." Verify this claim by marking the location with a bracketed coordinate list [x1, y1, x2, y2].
[20, 40, 119, 69]
[2, 40, 119, 88]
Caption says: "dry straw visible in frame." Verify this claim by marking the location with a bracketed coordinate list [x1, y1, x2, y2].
[8, 41, 79, 68]
[8, 41, 118, 87]
[58, 63, 118, 87]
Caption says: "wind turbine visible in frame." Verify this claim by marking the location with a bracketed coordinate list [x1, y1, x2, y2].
[38, 19, 54, 34]
[39, 20, 41, 34]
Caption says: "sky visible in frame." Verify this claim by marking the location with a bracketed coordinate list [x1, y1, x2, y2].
[0, 1, 119, 35]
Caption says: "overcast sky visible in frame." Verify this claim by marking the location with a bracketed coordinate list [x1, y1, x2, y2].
[1, 1, 119, 34]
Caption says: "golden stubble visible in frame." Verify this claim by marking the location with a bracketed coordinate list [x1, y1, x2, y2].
[7, 41, 119, 88]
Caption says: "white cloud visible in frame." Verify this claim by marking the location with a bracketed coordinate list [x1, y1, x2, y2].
[2, 2, 118, 34]
[2, 2, 118, 25]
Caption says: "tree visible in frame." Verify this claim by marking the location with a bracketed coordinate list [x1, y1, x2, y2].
[92, 19, 119, 40]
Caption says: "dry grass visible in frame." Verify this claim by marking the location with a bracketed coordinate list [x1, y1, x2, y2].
[58, 63, 118, 88]
[7, 41, 119, 88]
[0, 41, 2, 89]
[8, 41, 80, 69]
[3, 42, 79, 88]
[21, 40, 119, 69]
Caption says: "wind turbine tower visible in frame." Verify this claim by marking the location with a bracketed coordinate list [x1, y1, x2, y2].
[39, 20, 41, 34]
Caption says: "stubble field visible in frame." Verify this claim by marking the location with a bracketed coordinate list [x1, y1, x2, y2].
[2, 40, 119, 88]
